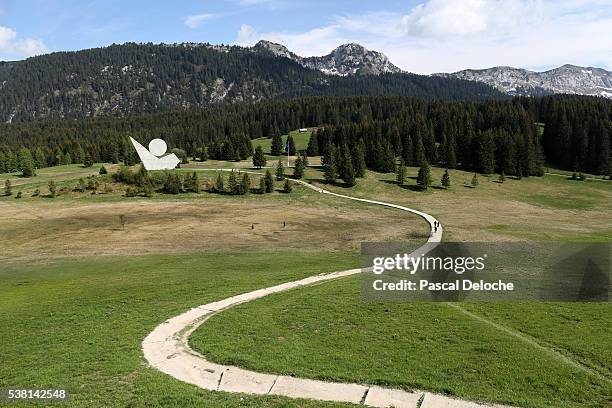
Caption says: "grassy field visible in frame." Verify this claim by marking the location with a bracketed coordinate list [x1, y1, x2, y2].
[299, 165, 612, 242]
[1, 158, 611, 408]
[0, 169, 424, 260]
[251, 129, 313, 157]
[193, 276, 611, 408]
[0, 251, 360, 408]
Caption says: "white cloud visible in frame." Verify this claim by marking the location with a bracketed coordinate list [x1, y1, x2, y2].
[233, 0, 612, 73]
[235, 24, 346, 56]
[184, 13, 216, 29]
[399, 0, 543, 38]
[0, 25, 47, 58]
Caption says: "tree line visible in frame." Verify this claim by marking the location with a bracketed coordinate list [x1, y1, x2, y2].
[0, 95, 609, 176]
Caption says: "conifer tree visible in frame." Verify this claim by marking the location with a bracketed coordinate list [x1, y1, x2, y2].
[300, 150, 309, 167]
[353, 140, 367, 178]
[293, 156, 304, 179]
[34, 148, 46, 168]
[19, 148, 35, 177]
[99, 165, 108, 175]
[76, 178, 86, 192]
[446, 134, 458, 169]
[441, 169, 451, 189]
[275, 158, 284, 181]
[283, 178, 292, 193]
[228, 171, 239, 195]
[264, 170, 274, 193]
[4, 179, 12, 196]
[323, 144, 337, 183]
[471, 173, 479, 188]
[252, 146, 267, 169]
[83, 152, 93, 167]
[76, 145, 86, 165]
[341, 146, 356, 186]
[396, 159, 406, 185]
[48, 180, 57, 197]
[306, 133, 319, 156]
[188, 172, 199, 193]
[241, 173, 251, 194]
[271, 133, 283, 156]
[259, 176, 265, 194]
[286, 135, 296, 155]
[416, 161, 432, 190]
[62, 153, 72, 165]
[215, 173, 225, 194]
[499, 171, 505, 183]
[200, 147, 208, 162]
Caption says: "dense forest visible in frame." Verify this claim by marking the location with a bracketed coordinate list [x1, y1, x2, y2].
[0, 43, 505, 122]
[0, 95, 610, 176]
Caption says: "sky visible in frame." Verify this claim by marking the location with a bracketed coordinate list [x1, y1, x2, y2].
[1, 0, 611, 74]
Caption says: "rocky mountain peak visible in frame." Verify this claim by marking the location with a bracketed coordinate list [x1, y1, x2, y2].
[252, 40, 402, 76]
[436, 64, 612, 98]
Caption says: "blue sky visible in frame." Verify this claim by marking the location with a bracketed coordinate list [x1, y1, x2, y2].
[1, 0, 611, 73]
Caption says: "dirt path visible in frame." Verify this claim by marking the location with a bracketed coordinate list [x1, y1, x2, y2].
[142, 178, 515, 408]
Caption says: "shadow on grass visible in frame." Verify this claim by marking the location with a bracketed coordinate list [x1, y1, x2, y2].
[306, 178, 354, 189]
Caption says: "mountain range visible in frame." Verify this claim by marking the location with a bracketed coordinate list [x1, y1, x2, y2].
[0, 40, 610, 123]
[437, 65, 612, 99]
[0, 42, 500, 122]
[253, 40, 402, 76]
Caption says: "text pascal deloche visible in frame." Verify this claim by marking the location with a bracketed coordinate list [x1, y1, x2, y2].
[370, 253, 514, 292]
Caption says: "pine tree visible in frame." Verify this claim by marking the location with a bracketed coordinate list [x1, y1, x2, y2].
[471, 173, 479, 188]
[48, 180, 57, 197]
[271, 133, 283, 156]
[300, 150, 309, 167]
[62, 152, 72, 165]
[76, 145, 86, 165]
[215, 173, 225, 194]
[76, 178, 86, 192]
[259, 176, 265, 194]
[83, 152, 93, 167]
[252, 146, 267, 169]
[323, 144, 337, 183]
[499, 171, 505, 183]
[19, 148, 36, 177]
[4, 179, 12, 196]
[293, 156, 304, 179]
[306, 133, 319, 156]
[241, 173, 251, 194]
[341, 146, 356, 186]
[353, 139, 366, 177]
[99, 165, 108, 175]
[441, 169, 451, 188]
[200, 147, 208, 162]
[416, 161, 432, 190]
[264, 170, 274, 193]
[228, 171, 239, 195]
[189, 172, 200, 193]
[396, 159, 406, 185]
[286, 135, 296, 155]
[283, 178, 292, 193]
[446, 134, 458, 169]
[275, 158, 284, 181]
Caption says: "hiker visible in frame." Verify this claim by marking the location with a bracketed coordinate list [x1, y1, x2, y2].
[251, 224, 254, 230]
[283, 221, 286, 228]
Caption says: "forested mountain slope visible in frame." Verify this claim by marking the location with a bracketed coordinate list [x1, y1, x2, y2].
[0, 43, 505, 122]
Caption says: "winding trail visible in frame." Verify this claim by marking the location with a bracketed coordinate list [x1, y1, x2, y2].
[142, 177, 511, 408]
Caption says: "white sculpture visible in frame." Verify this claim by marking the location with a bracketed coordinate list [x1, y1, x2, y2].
[130, 137, 180, 170]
